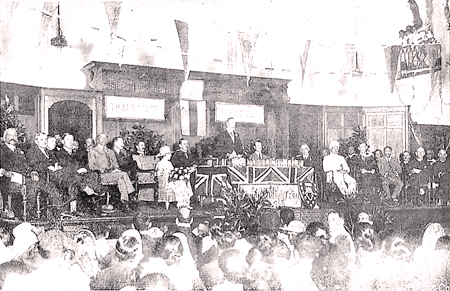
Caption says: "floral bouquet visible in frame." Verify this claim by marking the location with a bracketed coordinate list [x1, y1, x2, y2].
[169, 166, 196, 181]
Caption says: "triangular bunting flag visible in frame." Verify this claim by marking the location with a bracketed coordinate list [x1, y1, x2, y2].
[37, 2, 58, 47]
[104, 2, 122, 40]
[384, 45, 401, 93]
[175, 20, 189, 80]
[238, 32, 258, 86]
[300, 40, 311, 85]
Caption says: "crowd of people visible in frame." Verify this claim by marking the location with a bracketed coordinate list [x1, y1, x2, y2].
[0, 207, 450, 290]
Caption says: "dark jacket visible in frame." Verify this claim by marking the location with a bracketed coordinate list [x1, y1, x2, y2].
[26, 144, 57, 180]
[171, 149, 196, 168]
[214, 130, 243, 158]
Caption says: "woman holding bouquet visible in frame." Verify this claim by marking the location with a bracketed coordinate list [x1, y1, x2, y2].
[155, 146, 193, 210]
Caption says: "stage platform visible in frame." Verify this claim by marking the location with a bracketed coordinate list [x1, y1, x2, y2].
[2, 203, 450, 239]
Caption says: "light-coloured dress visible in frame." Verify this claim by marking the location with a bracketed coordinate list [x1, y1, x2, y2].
[155, 160, 193, 207]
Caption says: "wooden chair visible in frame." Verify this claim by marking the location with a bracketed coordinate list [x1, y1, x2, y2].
[132, 155, 158, 203]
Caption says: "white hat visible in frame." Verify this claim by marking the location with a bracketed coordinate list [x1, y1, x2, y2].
[329, 141, 340, 149]
[12, 223, 38, 258]
[156, 146, 172, 157]
[280, 220, 306, 233]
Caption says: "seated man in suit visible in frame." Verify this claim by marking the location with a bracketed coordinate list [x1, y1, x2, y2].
[433, 149, 450, 206]
[408, 147, 432, 206]
[377, 146, 403, 204]
[294, 144, 317, 169]
[55, 133, 102, 211]
[1, 129, 63, 219]
[248, 140, 269, 160]
[112, 136, 137, 181]
[88, 133, 135, 210]
[214, 117, 243, 159]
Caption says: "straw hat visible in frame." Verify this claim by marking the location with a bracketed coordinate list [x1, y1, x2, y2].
[156, 146, 172, 157]
[280, 220, 306, 233]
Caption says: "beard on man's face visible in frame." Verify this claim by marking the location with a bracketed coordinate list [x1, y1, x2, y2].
[6, 138, 18, 145]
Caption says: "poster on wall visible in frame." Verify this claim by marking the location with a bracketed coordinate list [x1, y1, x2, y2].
[215, 102, 264, 124]
[105, 96, 165, 120]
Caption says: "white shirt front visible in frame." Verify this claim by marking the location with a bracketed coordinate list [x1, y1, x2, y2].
[323, 153, 350, 173]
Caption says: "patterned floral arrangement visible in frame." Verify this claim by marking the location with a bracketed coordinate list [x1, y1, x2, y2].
[169, 166, 196, 181]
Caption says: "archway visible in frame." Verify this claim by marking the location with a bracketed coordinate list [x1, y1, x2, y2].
[48, 100, 92, 146]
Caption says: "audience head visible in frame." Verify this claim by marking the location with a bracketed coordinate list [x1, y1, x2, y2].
[254, 140, 263, 153]
[260, 210, 281, 231]
[0, 225, 11, 246]
[38, 229, 78, 264]
[329, 141, 340, 154]
[328, 211, 345, 234]
[382, 235, 412, 261]
[47, 136, 56, 150]
[157, 235, 183, 266]
[96, 133, 108, 146]
[3, 128, 18, 146]
[72, 140, 79, 152]
[113, 136, 124, 150]
[218, 249, 248, 283]
[354, 222, 376, 252]
[136, 273, 175, 291]
[383, 146, 393, 158]
[438, 149, 447, 162]
[416, 147, 425, 160]
[62, 133, 74, 150]
[359, 142, 368, 155]
[280, 208, 295, 227]
[435, 235, 450, 251]
[12, 223, 39, 259]
[347, 145, 355, 155]
[402, 151, 411, 162]
[226, 117, 236, 131]
[132, 212, 152, 233]
[178, 138, 189, 152]
[300, 144, 310, 155]
[306, 221, 329, 244]
[115, 229, 142, 262]
[176, 206, 193, 227]
[293, 233, 322, 262]
[34, 132, 48, 149]
[426, 149, 434, 160]
[421, 223, 444, 250]
[157, 146, 172, 160]
[85, 137, 94, 150]
[136, 140, 146, 153]
[374, 149, 383, 160]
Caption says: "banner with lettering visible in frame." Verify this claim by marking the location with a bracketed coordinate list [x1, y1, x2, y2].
[215, 102, 264, 124]
[105, 96, 165, 120]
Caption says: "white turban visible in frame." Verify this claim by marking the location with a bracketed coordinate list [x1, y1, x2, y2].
[329, 141, 340, 149]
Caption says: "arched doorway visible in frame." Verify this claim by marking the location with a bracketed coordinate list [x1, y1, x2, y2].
[48, 100, 92, 146]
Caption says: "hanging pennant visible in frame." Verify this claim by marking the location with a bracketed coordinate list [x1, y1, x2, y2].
[238, 32, 258, 86]
[300, 40, 311, 86]
[37, 2, 58, 47]
[175, 20, 189, 80]
[104, 2, 122, 42]
[383, 45, 401, 93]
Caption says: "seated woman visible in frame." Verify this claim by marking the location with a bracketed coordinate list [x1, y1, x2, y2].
[155, 146, 193, 210]
[323, 141, 357, 198]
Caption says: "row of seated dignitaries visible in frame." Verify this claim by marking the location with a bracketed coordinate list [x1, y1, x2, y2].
[0, 129, 139, 219]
